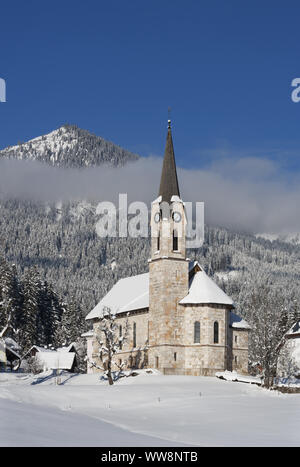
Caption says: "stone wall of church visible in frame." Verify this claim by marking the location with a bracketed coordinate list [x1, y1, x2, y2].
[182, 304, 231, 376]
[90, 310, 150, 373]
[89, 305, 249, 376]
[228, 327, 249, 374]
[148, 344, 186, 372]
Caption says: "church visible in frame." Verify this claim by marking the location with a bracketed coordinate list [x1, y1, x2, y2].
[85, 122, 249, 376]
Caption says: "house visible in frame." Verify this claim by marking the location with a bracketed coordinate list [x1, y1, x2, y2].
[25, 343, 78, 373]
[0, 337, 21, 371]
[278, 320, 300, 378]
[85, 121, 250, 376]
[0, 339, 6, 370]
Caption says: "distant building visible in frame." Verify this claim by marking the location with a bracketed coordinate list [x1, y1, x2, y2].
[0, 339, 6, 370]
[85, 122, 249, 376]
[0, 338, 21, 371]
[278, 321, 300, 378]
[25, 343, 78, 373]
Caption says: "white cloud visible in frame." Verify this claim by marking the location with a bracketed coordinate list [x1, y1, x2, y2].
[0, 155, 299, 234]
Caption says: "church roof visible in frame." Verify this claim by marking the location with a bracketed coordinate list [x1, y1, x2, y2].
[179, 270, 234, 306]
[86, 273, 149, 320]
[229, 312, 250, 329]
[158, 121, 180, 202]
[86, 264, 235, 320]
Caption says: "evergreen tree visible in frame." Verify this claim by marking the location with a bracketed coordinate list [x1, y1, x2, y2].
[60, 299, 84, 346]
[0, 258, 20, 339]
[19, 268, 41, 353]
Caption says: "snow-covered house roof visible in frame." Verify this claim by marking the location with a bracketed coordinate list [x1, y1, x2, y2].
[0, 339, 6, 364]
[86, 263, 237, 321]
[24, 344, 77, 371]
[29, 345, 53, 353]
[286, 321, 300, 338]
[4, 337, 21, 352]
[179, 270, 234, 306]
[56, 342, 77, 353]
[3, 338, 21, 361]
[35, 351, 76, 371]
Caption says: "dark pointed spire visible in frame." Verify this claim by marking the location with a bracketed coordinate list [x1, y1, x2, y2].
[158, 120, 180, 202]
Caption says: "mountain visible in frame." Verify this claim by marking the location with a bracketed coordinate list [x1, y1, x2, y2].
[0, 124, 139, 168]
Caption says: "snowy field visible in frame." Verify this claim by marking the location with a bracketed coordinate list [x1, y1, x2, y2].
[0, 370, 299, 447]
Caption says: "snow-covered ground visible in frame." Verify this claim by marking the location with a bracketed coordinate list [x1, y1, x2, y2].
[0, 371, 299, 447]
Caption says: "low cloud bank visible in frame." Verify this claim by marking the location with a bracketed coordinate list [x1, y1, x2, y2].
[0, 156, 299, 235]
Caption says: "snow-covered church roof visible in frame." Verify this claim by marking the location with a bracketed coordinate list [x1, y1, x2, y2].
[86, 263, 236, 320]
[179, 270, 234, 306]
[229, 312, 250, 329]
[86, 273, 149, 320]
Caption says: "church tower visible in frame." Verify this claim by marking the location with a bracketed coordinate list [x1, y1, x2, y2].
[148, 120, 189, 372]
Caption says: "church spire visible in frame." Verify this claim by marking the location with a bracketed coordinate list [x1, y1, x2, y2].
[158, 120, 180, 203]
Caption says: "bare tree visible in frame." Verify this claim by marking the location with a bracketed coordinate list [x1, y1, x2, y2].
[23, 355, 43, 374]
[89, 307, 130, 385]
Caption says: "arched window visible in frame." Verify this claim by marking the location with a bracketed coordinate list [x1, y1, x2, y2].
[173, 229, 178, 251]
[157, 231, 160, 251]
[213, 321, 219, 344]
[133, 322, 137, 348]
[194, 321, 200, 343]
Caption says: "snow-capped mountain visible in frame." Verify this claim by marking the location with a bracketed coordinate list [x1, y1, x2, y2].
[0, 125, 139, 168]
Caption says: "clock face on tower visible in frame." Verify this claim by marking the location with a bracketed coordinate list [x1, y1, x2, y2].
[172, 211, 181, 223]
[154, 212, 161, 223]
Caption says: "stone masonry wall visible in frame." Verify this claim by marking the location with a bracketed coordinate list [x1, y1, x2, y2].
[228, 327, 249, 374]
[182, 305, 230, 376]
[149, 258, 189, 348]
[90, 310, 149, 373]
[89, 306, 249, 376]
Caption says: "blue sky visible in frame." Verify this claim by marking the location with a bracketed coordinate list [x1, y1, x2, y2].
[1, 0, 300, 172]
